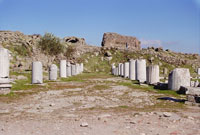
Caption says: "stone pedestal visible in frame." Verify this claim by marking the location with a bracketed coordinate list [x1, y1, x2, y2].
[194, 80, 199, 87]
[0, 48, 11, 94]
[75, 63, 79, 75]
[49, 64, 57, 80]
[197, 68, 200, 75]
[118, 63, 122, 76]
[80, 63, 84, 73]
[124, 62, 129, 78]
[66, 62, 71, 77]
[32, 61, 43, 84]
[168, 68, 190, 91]
[60, 60, 66, 78]
[0, 48, 9, 78]
[71, 64, 76, 76]
[147, 65, 159, 84]
[136, 59, 146, 83]
[129, 59, 136, 80]
[120, 64, 124, 77]
[111, 64, 115, 75]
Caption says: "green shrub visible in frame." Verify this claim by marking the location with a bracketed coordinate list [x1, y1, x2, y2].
[65, 45, 76, 58]
[14, 43, 32, 56]
[38, 33, 64, 55]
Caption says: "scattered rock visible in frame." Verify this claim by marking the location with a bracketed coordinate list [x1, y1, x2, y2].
[80, 122, 88, 127]
[163, 112, 172, 117]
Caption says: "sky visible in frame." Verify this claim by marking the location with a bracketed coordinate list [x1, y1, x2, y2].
[0, 0, 199, 54]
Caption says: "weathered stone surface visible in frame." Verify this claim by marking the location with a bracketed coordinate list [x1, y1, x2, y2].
[32, 61, 43, 84]
[80, 63, 84, 73]
[186, 87, 200, 96]
[124, 62, 129, 78]
[129, 59, 136, 80]
[75, 63, 79, 75]
[49, 64, 57, 81]
[60, 60, 66, 78]
[168, 68, 190, 91]
[118, 63, 122, 76]
[66, 62, 71, 77]
[63, 36, 86, 46]
[115, 67, 119, 76]
[194, 80, 199, 87]
[71, 64, 76, 76]
[185, 87, 200, 103]
[147, 65, 159, 84]
[190, 81, 195, 87]
[101, 32, 141, 50]
[197, 68, 200, 75]
[120, 63, 124, 77]
[111, 64, 115, 75]
[0, 48, 10, 78]
[136, 59, 146, 83]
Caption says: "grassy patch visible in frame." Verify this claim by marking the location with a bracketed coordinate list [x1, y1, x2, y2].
[92, 85, 110, 90]
[117, 81, 181, 98]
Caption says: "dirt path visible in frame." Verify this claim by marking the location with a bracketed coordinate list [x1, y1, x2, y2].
[0, 73, 199, 135]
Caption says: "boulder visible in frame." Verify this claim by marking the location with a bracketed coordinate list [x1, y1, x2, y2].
[168, 68, 190, 91]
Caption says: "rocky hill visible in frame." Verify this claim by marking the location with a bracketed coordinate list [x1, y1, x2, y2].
[0, 30, 199, 77]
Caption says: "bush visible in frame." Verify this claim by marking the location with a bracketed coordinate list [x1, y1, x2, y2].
[38, 33, 64, 55]
[65, 45, 76, 58]
[14, 43, 32, 56]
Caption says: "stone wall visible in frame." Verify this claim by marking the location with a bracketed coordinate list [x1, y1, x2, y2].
[101, 32, 141, 50]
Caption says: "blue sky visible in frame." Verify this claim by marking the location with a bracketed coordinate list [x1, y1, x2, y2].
[0, 0, 199, 54]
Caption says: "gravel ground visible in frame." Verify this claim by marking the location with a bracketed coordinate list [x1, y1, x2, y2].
[0, 75, 199, 135]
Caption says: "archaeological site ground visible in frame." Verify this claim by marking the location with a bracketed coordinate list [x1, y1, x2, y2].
[0, 31, 200, 135]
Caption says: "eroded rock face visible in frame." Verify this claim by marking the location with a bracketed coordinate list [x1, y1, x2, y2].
[63, 36, 86, 46]
[101, 32, 141, 50]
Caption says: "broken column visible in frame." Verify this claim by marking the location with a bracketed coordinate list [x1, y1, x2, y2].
[111, 63, 116, 75]
[118, 63, 122, 76]
[0, 48, 11, 94]
[197, 68, 200, 75]
[120, 63, 124, 77]
[66, 62, 71, 77]
[60, 60, 66, 78]
[75, 63, 79, 75]
[80, 63, 84, 73]
[194, 80, 199, 87]
[146, 65, 160, 84]
[71, 64, 76, 76]
[49, 64, 57, 81]
[124, 62, 129, 78]
[168, 68, 190, 91]
[129, 59, 136, 80]
[32, 61, 43, 84]
[136, 59, 146, 83]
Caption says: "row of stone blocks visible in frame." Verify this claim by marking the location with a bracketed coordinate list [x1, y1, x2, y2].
[112, 59, 159, 85]
[111, 59, 198, 91]
[32, 60, 84, 84]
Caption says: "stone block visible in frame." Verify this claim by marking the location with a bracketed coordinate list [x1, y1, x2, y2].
[129, 59, 136, 80]
[32, 61, 43, 84]
[124, 62, 129, 78]
[60, 60, 66, 78]
[168, 68, 190, 91]
[136, 59, 146, 83]
[147, 65, 159, 84]
[49, 64, 57, 81]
